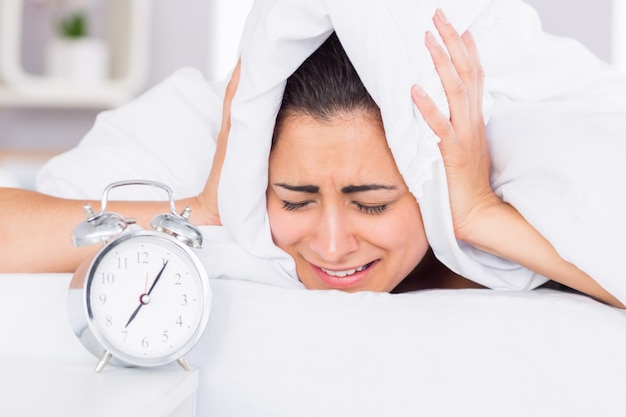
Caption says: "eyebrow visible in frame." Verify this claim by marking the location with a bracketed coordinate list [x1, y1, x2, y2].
[340, 184, 397, 194]
[274, 183, 319, 193]
[274, 183, 396, 194]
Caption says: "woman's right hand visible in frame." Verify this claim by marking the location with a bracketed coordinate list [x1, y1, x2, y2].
[195, 61, 241, 226]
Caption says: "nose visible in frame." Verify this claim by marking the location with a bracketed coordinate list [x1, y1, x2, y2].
[309, 206, 358, 263]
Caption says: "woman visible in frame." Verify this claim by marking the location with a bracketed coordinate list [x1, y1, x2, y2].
[266, 29, 469, 292]
[0, 11, 622, 307]
[266, 11, 621, 307]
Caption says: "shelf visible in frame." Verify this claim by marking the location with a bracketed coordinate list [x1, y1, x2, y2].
[0, 0, 151, 108]
[0, 77, 135, 108]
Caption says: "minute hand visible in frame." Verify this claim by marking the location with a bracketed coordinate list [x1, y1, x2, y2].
[124, 260, 169, 328]
[146, 260, 169, 296]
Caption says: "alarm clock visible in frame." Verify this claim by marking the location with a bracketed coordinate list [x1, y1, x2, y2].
[68, 180, 211, 372]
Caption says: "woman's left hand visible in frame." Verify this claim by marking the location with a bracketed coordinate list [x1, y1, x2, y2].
[411, 9, 500, 239]
[195, 60, 241, 226]
[411, 11, 624, 308]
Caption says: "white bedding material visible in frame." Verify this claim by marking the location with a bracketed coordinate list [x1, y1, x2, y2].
[38, 68, 225, 201]
[3, 273, 626, 417]
[223, 0, 626, 296]
[24, 2, 626, 415]
[196, 280, 626, 417]
[39, 0, 626, 301]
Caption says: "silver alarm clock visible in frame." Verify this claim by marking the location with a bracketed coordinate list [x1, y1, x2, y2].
[68, 180, 211, 372]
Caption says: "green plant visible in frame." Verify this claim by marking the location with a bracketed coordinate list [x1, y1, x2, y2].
[58, 11, 88, 38]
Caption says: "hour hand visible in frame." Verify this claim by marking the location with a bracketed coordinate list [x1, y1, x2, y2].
[124, 303, 143, 329]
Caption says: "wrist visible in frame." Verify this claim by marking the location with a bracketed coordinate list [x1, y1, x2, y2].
[178, 196, 221, 226]
[452, 191, 504, 245]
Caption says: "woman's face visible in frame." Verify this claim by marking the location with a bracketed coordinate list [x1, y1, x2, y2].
[267, 111, 429, 292]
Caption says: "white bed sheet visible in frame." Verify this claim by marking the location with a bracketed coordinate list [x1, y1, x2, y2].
[2, 273, 626, 416]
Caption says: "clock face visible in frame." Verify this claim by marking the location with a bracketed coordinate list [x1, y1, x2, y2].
[85, 231, 210, 366]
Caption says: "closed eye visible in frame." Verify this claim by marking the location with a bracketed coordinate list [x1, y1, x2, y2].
[353, 202, 387, 215]
[282, 200, 312, 211]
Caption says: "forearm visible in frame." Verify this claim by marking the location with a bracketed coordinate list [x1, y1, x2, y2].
[457, 200, 624, 308]
[0, 188, 204, 273]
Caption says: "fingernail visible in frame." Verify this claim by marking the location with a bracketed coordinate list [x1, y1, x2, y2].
[425, 31, 438, 48]
[435, 9, 449, 24]
[412, 85, 427, 99]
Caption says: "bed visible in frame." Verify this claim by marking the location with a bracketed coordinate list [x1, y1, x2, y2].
[2, 272, 626, 416]
[3, 0, 626, 416]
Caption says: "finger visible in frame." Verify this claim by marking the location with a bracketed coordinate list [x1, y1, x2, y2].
[460, 31, 484, 117]
[204, 62, 241, 225]
[433, 9, 472, 79]
[411, 84, 456, 149]
[433, 10, 482, 122]
[225, 60, 241, 98]
[215, 60, 241, 176]
[221, 60, 241, 131]
[424, 30, 470, 127]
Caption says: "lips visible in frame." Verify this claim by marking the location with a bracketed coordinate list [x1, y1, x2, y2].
[315, 261, 376, 289]
[320, 262, 373, 277]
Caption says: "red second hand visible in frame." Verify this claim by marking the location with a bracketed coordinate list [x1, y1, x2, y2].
[139, 272, 149, 303]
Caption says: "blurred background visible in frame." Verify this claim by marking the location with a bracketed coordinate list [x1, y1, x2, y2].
[0, 0, 620, 188]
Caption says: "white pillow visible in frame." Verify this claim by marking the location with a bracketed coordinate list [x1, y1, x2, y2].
[486, 97, 626, 301]
[37, 67, 224, 201]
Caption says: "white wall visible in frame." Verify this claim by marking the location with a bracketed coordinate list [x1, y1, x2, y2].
[0, 0, 615, 153]
[525, 0, 612, 63]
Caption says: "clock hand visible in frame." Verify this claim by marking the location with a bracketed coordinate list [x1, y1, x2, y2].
[124, 261, 169, 328]
[125, 302, 143, 329]
[146, 260, 169, 296]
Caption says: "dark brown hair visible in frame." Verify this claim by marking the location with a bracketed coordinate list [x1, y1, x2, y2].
[272, 32, 382, 147]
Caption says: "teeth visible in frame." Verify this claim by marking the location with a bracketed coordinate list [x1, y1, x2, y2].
[322, 264, 369, 277]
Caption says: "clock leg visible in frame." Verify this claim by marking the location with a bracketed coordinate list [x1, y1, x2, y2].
[95, 350, 113, 372]
[177, 357, 191, 372]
